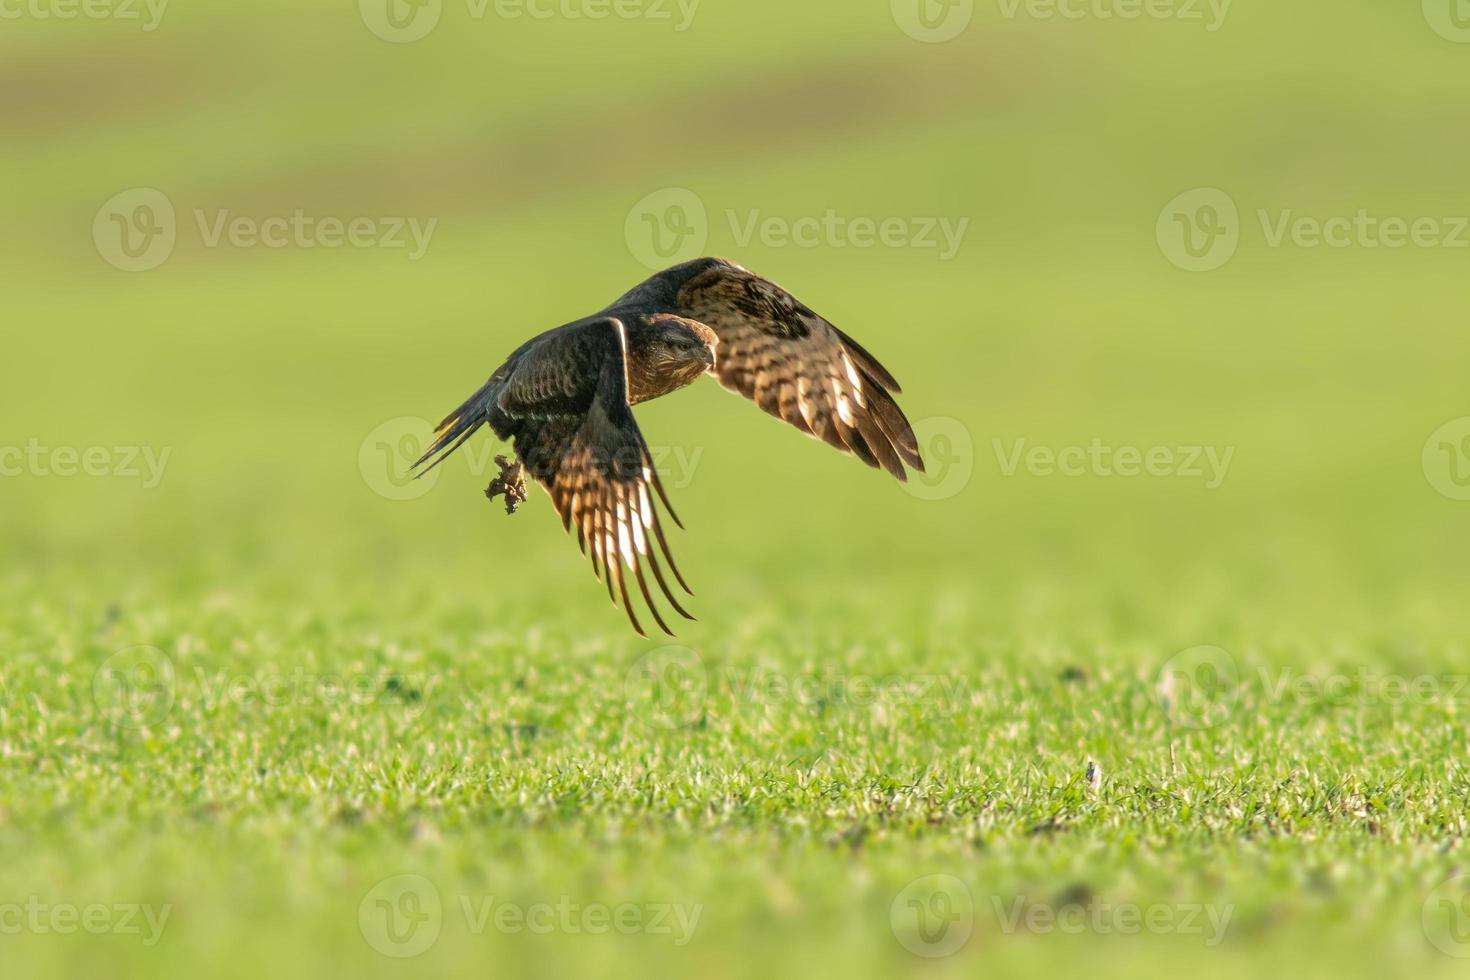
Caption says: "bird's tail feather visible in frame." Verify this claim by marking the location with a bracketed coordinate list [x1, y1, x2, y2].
[413, 378, 500, 477]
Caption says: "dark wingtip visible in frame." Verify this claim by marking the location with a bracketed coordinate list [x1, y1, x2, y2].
[651, 521, 695, 597]
[614, 568, 647, 638]
[651, 473, 683, 529]
[631, 560, 676, 638]
[645, 547, 696, 620]
[833, 328, 904, 394]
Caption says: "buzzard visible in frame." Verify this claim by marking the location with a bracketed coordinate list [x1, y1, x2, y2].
[414, 257, 925, 635]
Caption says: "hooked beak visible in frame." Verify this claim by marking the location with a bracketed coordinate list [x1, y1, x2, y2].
[699, 346, 716, 371]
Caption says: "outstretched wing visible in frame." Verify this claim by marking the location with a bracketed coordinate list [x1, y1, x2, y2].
[666, 259, 924, 481]
[506, 318, 693, 638]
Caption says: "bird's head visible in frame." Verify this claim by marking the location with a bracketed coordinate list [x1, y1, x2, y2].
[646, 315, 718, 377]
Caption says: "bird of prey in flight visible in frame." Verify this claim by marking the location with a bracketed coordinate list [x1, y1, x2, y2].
[414, 257, 925, 636]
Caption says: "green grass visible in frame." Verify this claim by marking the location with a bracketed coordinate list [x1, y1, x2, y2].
[5, 0, 1470, 976]
[6, 578, 1470, 978]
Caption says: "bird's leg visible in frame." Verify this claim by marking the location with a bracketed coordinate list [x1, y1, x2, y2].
[485, 454, 528, 515]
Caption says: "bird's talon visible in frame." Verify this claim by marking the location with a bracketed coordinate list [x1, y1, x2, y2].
[485, 455, 528, 515]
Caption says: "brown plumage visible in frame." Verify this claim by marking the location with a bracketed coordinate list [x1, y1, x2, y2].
[413, 257, 925, 636]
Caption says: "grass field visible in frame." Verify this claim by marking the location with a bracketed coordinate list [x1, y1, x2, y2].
[4, 1, 1470, 977]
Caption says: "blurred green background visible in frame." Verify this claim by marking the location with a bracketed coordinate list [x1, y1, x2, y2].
[3, 0, 1470, 977]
